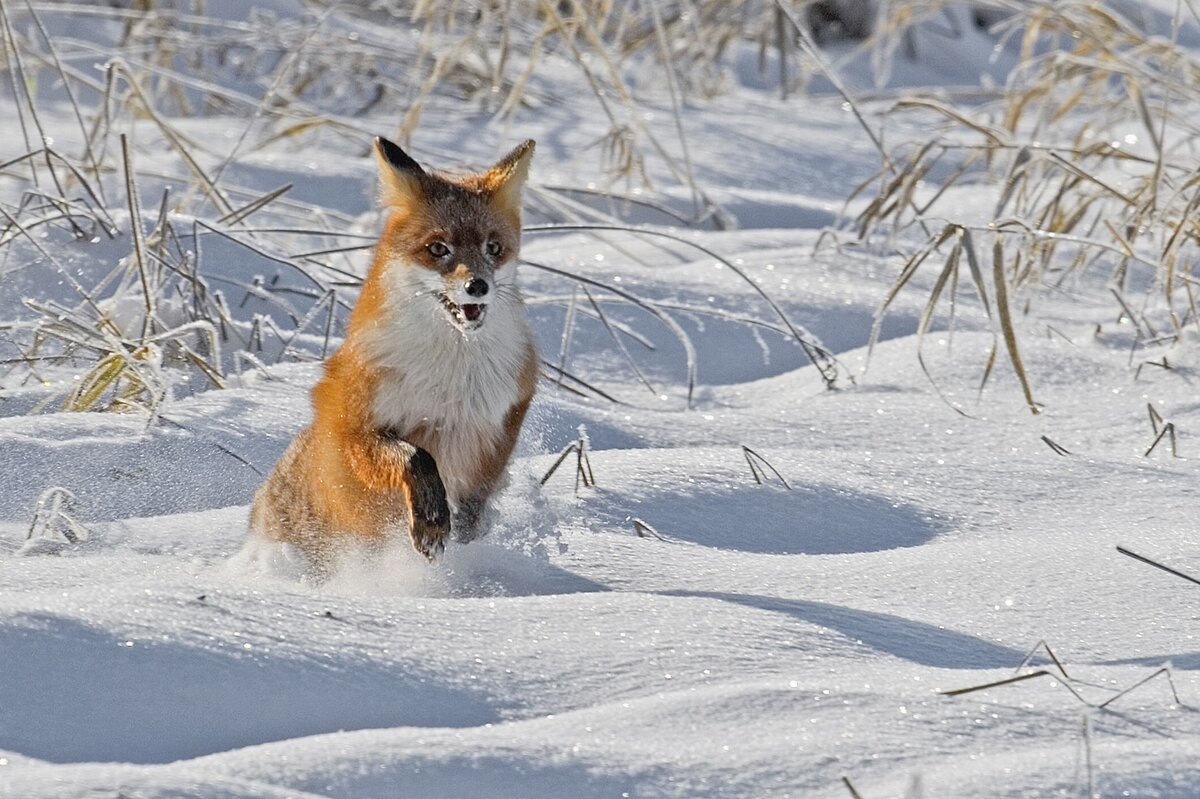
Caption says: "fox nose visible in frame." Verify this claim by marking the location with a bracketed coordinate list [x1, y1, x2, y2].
[465, 278, 489, 298]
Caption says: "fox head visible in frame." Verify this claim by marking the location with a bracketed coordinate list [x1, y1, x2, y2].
[372, 137, 535, 333]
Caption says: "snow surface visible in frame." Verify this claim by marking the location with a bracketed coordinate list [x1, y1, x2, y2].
[3, 3, 1200, 798]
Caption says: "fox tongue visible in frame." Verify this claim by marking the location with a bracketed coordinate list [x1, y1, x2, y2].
[461, 304, 482, 322]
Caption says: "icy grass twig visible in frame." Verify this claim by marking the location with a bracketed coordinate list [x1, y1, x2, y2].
[540, 428, 596, 493]
[22, 486, 90, 554]
[631, 518, 667, 541]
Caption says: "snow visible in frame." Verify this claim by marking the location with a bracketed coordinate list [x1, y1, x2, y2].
[3, 2, 1200, 798]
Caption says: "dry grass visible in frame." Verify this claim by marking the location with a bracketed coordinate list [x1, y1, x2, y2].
[540, 427, 597, 492]
[939, 636, 1184, 797]
[8, 1, 1193, 417]
[0, 0, 858, 416]
[847, 1, 1200, 410]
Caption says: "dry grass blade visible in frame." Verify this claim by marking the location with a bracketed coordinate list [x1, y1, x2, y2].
[1015, 639, 1074, 681]
[1143, 422, 1178, 458]
[107, 60, 242, 217]
[209, 2, 341, 186]
[145, 321, 225, 386]
[62, 351, 127, 412]
[643, 0, 702, 216]
[288, 242, 374, 259]
[194, 221, 325, 292]
[531, 0, 715, 214]
[632, 517, 667, 541]
[867, 223, 955, 369]
[0, 0, 51, 188]
[218, 184, 294, 226]
[540, 185, 700, 227]
[976, 342, 998, 396]
[774, 0, 888, 168]
[582, 287, 657, 396]
[19, 0, 107, 203]
[1148, 402, 1164, 435]
[275, 289, 337, 361]
[121, 134, 155, 339]
[555, 286, 580, 391]
[1041, 435, 1070, 456]
[742, 445, 791, 490]
[992, 236, 1039, 415]
[891, 96, 1009, 145]
[959, 228, 991, 317]
[1116, 546, 1200, 588]
[63, 343, 166, 416]
[1109, 288, 1148, 339]
[855, 140, 937, 241]
[994, 146, 1032, 219]
[539, 360, 624, 404]
[1098, 667, 1182, 710]
[941, 669, 1058, 698]
[908, 226, 980, 414]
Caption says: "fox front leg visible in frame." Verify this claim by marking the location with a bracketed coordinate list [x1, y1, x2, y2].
[379, 429, 450, 559]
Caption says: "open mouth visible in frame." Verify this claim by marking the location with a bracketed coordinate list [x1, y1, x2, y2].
[439, 294, 487, 330]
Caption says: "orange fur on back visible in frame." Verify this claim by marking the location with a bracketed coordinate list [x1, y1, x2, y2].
[249, 137, 539, 572]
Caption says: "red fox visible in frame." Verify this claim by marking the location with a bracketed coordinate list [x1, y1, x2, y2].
[248, 136, 539, 573]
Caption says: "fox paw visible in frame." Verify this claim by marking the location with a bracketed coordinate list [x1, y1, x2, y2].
[410, 515, 449, 560]
[409, 482, 450, 561]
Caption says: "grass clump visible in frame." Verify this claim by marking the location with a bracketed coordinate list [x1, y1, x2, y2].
[1, 0, 865, 415]
[846, 1, 1200, 409]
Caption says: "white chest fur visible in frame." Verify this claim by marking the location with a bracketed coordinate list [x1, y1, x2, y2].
[361, 262, 532, 500]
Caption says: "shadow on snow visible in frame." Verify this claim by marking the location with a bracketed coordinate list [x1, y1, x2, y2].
[0, 613, 498, 765]
[664, 590, 1024, 670]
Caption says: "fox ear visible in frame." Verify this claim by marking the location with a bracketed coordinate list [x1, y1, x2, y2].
[374, 137, 425, 209]
[483, 139, 535, 218]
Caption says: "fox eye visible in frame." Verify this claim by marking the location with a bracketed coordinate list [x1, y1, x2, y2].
[427, 241, 451, 258]
[485, 240, 503, 258]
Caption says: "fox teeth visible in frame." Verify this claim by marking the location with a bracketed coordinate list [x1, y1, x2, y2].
[439, 294, 487, 329]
